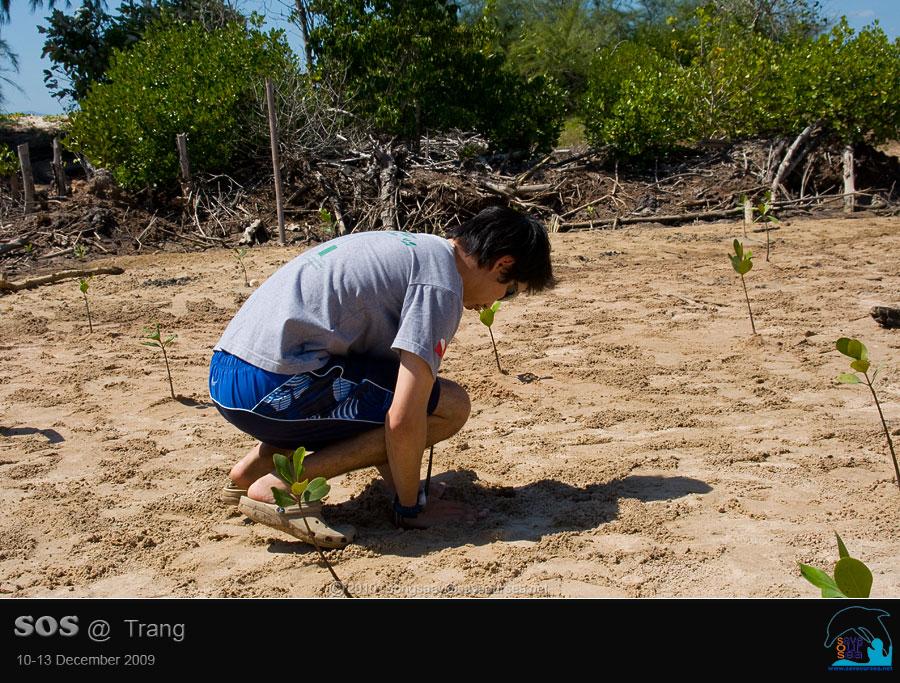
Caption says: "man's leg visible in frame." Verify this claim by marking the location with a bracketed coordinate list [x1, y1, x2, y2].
[244, 377, 470, 503]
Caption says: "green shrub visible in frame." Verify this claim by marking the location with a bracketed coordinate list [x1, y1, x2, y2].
[769, 20, 900, 145]
[308, 0, 563, 152]
[40, 0, 245, 104]
[583, 42, 698, 155]
[583, 11, 900, 156]
[0, 144, 18, 176]
[65, 18, 296, 190]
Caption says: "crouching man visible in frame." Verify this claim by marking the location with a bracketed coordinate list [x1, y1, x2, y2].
[209, 206, 554, 547]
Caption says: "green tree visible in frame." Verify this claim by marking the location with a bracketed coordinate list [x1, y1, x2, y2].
[65, 17, 296, 189]
[40, 0, 244, 105]
[307, 0, 563, 151]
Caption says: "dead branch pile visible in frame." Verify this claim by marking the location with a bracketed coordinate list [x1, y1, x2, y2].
[1, 123, 897, 280]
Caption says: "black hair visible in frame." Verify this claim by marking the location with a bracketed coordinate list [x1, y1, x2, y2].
[444, 205, 555, 292]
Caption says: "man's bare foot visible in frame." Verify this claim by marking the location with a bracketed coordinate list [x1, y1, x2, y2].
[229, 442, 288, 490]
[247, 472, 288, 503]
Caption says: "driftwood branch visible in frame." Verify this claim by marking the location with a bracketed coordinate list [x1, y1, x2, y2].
[480, 181, 552, 199]
[0, 266, 125, 292]
[561, 206, 743, 230]
[0, 237, 27, 255]
[771, 122, 817, 199]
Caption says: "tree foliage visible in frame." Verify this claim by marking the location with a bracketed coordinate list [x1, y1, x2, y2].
[65, 18, 296, 189]
[39, 0, 243, 105]
[307, 0, 564, 152]
[583, 5, 900, 156]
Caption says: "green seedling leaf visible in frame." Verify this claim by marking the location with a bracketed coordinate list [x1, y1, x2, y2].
[480, 301, 501, 327]
[732, 239, 743, 259]
[799, 564, 847, 598]
[836, 338, 868, 361]
[303, 477, 330, 502]
[291, 479, 308, 497]
[835, 532, 850, 559]
[834, 557, 872, 598]
[143, 325, 161, 342]
[79, 278, 89, 294]
[850, 359, 869, 373]
[292, 447, 307, 479]
[273, 453, 293, 486]
[837, 373, 860, 384]
[272, 487, 296, 509]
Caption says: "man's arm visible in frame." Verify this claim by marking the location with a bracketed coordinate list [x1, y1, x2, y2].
[385, 350, 433, 507]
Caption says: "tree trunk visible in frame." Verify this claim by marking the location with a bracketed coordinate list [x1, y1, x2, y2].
[294, 0, 314, 72]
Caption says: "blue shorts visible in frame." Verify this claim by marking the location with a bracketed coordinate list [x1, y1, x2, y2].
[209, 350, 441, 451]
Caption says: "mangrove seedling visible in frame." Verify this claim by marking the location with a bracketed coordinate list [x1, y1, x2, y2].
[271, 446, 352, 598]
[79, 277, 93, 333]
[835, 337, 898, 491]
[755, 191, 779, 262]
[319, 207, 335, 237]
[233, 247, 249, 287]
[479, 301, 504, 374]
[74, 243, 88, 260]
[799, 532, 874, 598]
[141, 323, 177, 400]
[729, 239, 755, 334]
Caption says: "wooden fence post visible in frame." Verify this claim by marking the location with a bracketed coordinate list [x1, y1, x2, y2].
[17, 143, 35, 213]
[842, 145, 855, 213]
[265, 78, 286, 246]
[52, 137, 67, 198]
[176, 133, 191, 186]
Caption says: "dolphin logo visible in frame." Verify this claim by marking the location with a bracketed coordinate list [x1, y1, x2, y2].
[825, 606, 892, 661]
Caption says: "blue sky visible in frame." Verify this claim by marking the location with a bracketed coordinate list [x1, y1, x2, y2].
[2, 0, 898, 114]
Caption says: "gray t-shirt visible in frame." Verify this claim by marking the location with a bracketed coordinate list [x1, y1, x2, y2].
[215, 231, 463, 379]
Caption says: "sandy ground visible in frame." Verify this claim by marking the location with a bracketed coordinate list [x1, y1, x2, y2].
[1, 215, 898, 598]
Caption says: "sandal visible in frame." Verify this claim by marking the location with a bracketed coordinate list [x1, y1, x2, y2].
[222, 481, 247, 506]
[237, 496, 355, 549]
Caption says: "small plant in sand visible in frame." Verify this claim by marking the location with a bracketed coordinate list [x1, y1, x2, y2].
[799, 532, 875, 598]
[233, 247, 249, 287]
[23, 243, 34, 257]
[141, 323, 177, 400]
[319, 207, 335, 237]
[74, 243, 88, 260]
[729, 239, 756, 334]
[755, 191, 779, 262]
[79, 277, 93, 333]
[479, 301, 504, 374]
[271, 447, 351, 597]
[835, 337, 898, 491]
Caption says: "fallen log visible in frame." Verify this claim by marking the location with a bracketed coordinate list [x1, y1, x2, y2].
[560, 206, 743, 230]
[0, 266, 125, 292]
